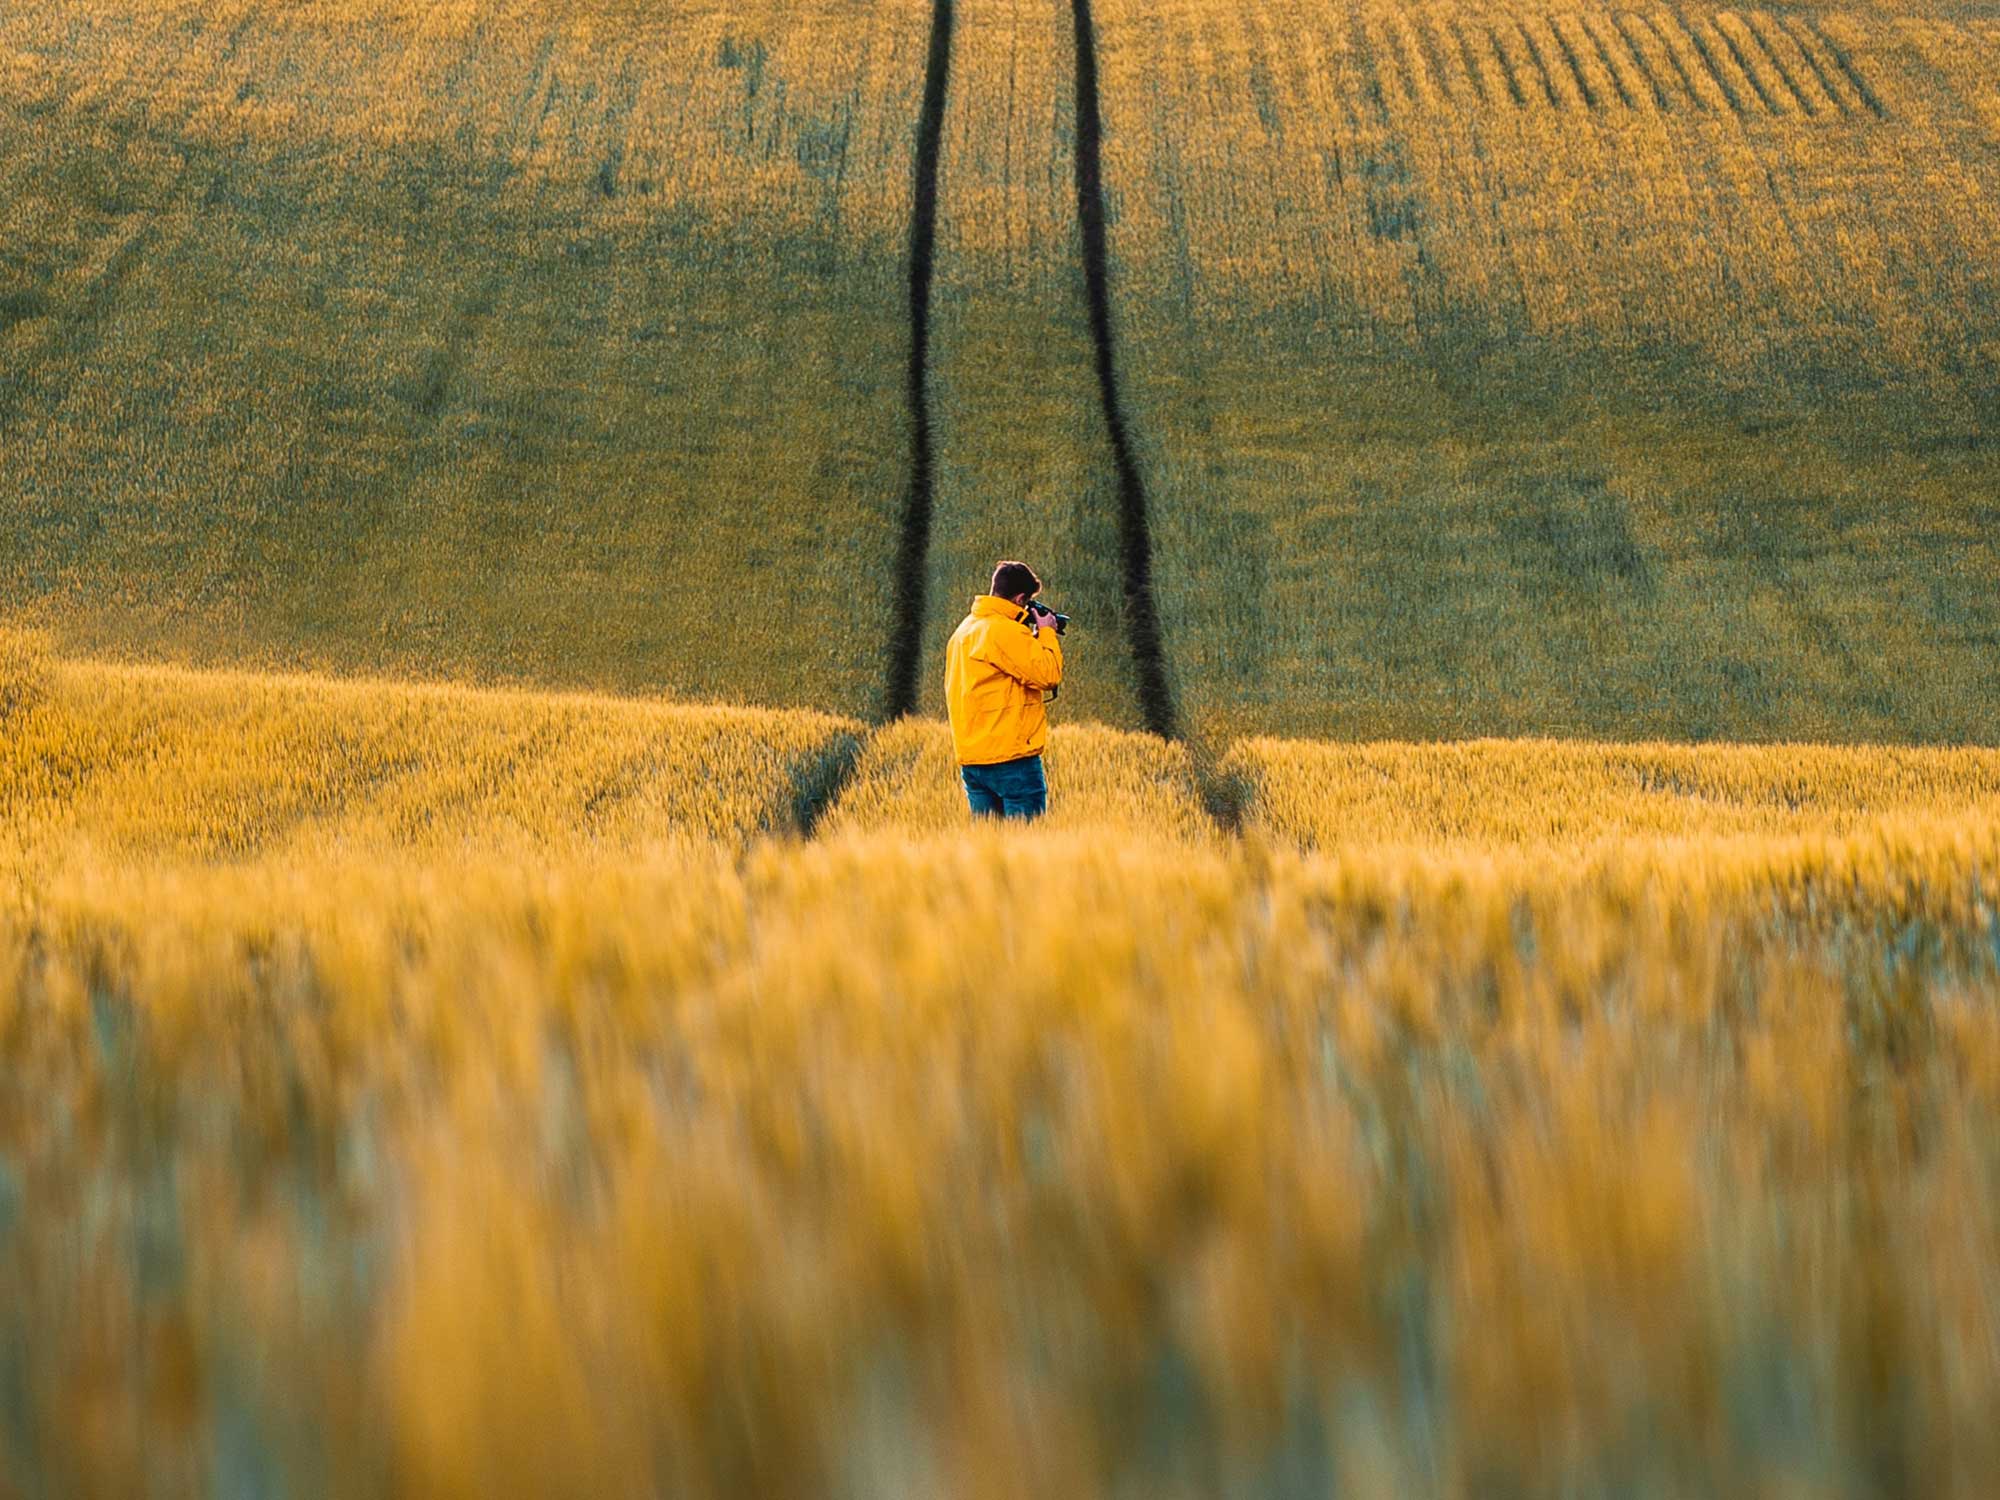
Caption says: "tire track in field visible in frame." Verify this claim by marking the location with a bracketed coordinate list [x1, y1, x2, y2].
[1069, 0, 1179, 743]
[882, 0, 955, 721]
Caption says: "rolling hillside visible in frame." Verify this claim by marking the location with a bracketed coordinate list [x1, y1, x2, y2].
[2, 0, 1997, 741]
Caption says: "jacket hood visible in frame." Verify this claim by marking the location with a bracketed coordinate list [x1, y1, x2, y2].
[970, 594, 1027, 620]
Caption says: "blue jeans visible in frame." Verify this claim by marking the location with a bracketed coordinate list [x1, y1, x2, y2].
[961, 755, 1048, 821]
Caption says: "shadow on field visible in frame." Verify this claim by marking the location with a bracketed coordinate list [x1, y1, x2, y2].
[788, 728, 867, 840]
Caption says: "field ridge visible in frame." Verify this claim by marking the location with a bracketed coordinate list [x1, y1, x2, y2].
[14, 642, 2000, 859]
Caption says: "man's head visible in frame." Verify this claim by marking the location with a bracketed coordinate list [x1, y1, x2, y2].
[991, 560, 1042, 606]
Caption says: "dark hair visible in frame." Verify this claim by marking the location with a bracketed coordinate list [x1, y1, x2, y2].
[991, 560, 1041, 600]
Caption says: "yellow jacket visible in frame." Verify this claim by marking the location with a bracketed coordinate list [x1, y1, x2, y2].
[945, 595, 1065, 765]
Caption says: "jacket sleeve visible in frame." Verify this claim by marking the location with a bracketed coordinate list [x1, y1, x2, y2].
[988, 620, 1064, 692]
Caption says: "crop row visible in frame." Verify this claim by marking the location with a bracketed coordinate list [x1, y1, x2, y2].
[1360, 7, 1883, 120]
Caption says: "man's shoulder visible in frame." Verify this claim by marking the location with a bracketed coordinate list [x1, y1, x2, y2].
[948, 615, 988, 657]
[959, 611, 1025, 641]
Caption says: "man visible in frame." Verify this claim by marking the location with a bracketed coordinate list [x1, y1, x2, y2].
[945, 560, 1064, 820]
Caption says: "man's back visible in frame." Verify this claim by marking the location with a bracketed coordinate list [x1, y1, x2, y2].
[946, 594, 1064, 768]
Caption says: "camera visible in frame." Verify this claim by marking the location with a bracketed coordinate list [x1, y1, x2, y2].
[1024, 599, 1070, 636]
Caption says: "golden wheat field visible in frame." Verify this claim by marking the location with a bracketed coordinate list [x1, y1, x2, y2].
[7, 637, 2000, 1496]
[1, 0, 1996, 732]
[5, 0, 2000, 1494]
[1093, 0, 2000, 738]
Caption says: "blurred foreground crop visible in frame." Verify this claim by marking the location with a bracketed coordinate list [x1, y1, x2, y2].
[6, 828, 2000, 1498]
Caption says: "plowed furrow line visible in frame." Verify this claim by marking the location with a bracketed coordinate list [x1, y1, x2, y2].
[1487, 23, 1531, 105]
[1549, 17, 1603, 108]
[1451, 19, 1494, 104]
[1734, 11, 1814, 115]
[1412, 15, 1459, 102]
[1515, 21, 1565, 107]
[1379, 14, 1425, 105]
[1679, 16, 1750, 114]
[1640, 13, 1712, 111]
[1748, 11, 1831, 115]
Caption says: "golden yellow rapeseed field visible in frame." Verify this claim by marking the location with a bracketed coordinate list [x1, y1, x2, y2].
[6, 636, 2000, 1495]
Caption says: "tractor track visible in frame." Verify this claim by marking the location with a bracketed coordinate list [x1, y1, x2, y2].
[1069, 0, 1179, 744]
[883, 0, 955, 721]
[876, 0, 1210, 821]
